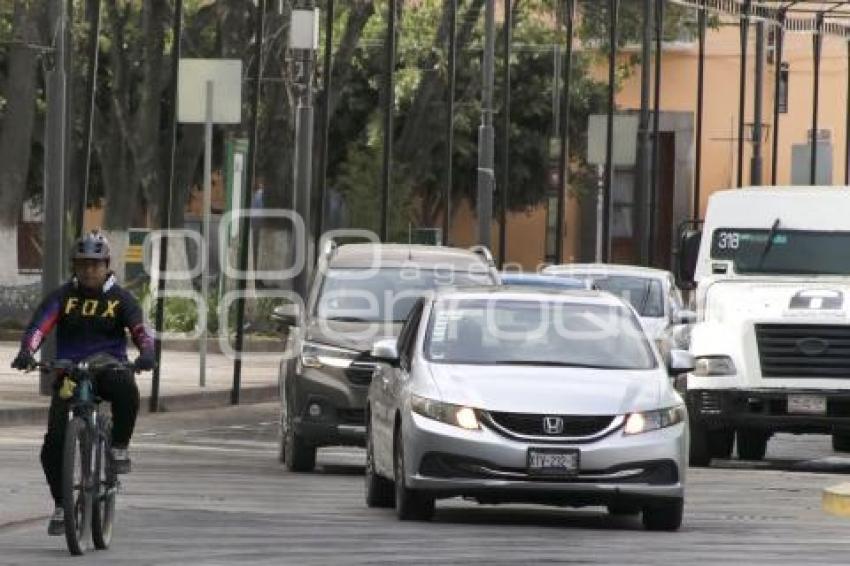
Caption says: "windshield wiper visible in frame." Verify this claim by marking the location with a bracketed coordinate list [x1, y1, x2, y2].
[756, 217, 781, 270]
[486, 360, 613, 369]
[324, 316, 375, 323]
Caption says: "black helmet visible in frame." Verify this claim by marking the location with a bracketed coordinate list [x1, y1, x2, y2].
[73, 229, 111, 261]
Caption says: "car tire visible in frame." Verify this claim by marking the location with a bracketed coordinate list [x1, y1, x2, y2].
[688, 418, 712, 467]
[832, 433, 850, 453]
[278, 411, 287, 464]
[365, 421, 394, 508]
[393, 428, 434, 521]
[606, 502, 641, 516]
[736, 430, 768, 461]
[284, 407, 316, 472]
[642, 499, 683, 532]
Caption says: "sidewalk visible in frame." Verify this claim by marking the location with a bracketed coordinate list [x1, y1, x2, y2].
[0, 341, 281, 427]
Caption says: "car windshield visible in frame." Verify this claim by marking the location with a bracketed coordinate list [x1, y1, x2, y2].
[710, 228, 850, 275]
[586, 275, 664, 317]
[316, 267, 494, 323]
[425, 298, 656, 369]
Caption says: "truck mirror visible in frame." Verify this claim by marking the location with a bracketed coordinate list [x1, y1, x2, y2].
[676, 228, 702, 290]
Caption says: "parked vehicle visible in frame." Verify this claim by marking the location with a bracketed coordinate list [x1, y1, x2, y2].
[543, 263, 695, 352]
[274, 243, 499, 472]
[677, 187, 850, 465]
[365, 287, 691, 531]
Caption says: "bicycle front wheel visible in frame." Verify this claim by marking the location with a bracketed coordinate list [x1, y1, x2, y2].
[62, 417, 93, 556]
[92, 417, 116, 550]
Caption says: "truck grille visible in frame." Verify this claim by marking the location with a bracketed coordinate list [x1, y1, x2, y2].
[344, 361, 377, 386]
[755, 324, 850, 378]
[484, 411, 616, 439]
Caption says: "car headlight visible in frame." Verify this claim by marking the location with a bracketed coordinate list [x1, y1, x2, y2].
[300, 341, 360, 369]
[623, 405, 687, 436]
[693, 355, 736, 376]
[410, 395, 480, 430]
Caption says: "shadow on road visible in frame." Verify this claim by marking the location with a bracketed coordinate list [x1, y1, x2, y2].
[432, 505, 646, 531]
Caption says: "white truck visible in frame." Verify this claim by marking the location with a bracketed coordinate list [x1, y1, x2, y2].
[677, 187, 850, 466]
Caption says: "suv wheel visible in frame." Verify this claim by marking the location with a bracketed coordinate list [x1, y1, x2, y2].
[642, 499, 683, 531]
[736, 430, 768, 461]
[833, 433, 850, 452]
[284, 406, 316, 472]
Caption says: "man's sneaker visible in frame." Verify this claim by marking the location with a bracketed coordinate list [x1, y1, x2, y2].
[111, 447, 131, 474]
[47, 507, 64, 536]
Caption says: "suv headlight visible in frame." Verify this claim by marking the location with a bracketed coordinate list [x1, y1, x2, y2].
[624, 405, 687, 436]
[301, 341, 360, 369]
[693, 355, 736, 376]
[410, 395, 479, 430]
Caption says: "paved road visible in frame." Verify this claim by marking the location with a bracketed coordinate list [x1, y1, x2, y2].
[2, 404, 850, 565]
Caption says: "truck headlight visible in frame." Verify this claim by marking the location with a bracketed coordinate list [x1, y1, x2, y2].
[300, 341, 360, 369]
[693, 355, 736, 376]
[410, 395, 480, 430]
[623, 405, 687, 435]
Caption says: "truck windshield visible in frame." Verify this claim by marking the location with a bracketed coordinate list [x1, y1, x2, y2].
[710, 228, 850, 275]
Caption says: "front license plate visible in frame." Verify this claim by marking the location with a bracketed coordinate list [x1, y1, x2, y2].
[527, 448, 580, 477]
[788, 394, 827, 415]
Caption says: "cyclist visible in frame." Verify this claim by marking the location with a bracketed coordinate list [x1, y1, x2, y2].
[10, 230, 155, 535]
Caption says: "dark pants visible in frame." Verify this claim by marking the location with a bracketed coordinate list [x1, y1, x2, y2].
[41, 370, 140, 504]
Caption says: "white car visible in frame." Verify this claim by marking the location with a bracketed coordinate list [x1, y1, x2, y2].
[364, 287, 692, 531]
[543, 263, 695, 352]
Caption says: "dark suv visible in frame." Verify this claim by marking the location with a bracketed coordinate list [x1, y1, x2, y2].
[277, 243, 498, 471]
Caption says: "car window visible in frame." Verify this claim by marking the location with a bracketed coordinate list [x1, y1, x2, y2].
[424, 298, 656, 370]
[589, 275, 664, 318]
[315, 266, 494, 323]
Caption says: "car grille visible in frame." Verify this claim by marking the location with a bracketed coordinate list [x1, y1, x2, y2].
[755, 324, 850, 378]
[484, 411, 617, 439]
[337, 408, 366, 425]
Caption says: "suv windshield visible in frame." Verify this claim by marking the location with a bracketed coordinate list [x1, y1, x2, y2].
[316, 267, 494, 323]
[587, 275, 664, 317]
[425, 299, 656, 369]
[710, 228, 850, 275]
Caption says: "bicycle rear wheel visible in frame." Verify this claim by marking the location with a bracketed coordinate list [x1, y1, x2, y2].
[62, 417, 93, 556]
[92, 417, 116, 550]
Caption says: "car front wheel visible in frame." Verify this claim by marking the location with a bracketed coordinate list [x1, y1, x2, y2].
[393, 428, 434, 521]
[365, 419, 394, 508]
[642, 499, 683, 531]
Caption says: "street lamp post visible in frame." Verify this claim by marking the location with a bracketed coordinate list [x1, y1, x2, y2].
[477, 0, 496, 249]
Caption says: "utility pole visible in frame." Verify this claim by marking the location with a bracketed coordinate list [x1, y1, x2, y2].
[291, 4, 319, 301]
[477, 0, 496, 249]
[751, 21, 765, 186]
[41, 0, 70, 395]
[637, 0, 652, 263]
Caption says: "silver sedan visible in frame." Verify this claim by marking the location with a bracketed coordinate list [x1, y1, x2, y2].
[364, 287, 692, 531]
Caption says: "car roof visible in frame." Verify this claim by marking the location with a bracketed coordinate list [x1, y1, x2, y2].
[328, 243, 491, 270]
[499, 272, 586, 288]
[544, 263, 672, 279]
[431, 285, 627, 307]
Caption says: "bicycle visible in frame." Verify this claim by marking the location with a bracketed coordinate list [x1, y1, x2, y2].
[33, 358, 134, 556]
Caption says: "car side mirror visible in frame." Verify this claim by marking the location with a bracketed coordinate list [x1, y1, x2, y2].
[271, 304, 299, 328]
[371, 338, 400, 366]
[673, 309, 697, 325]
[675, 227, 702, 290]
[668, 349, 695, 374]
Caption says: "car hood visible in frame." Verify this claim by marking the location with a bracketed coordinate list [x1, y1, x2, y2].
[426, 363, 668, 415]
[305, 320, 403, 353]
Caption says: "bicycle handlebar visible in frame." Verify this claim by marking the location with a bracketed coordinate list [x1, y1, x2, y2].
[31, 360, 137, 374]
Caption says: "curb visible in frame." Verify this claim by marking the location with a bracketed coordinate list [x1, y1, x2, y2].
[0, 385, 279, 428]
[823, 483, 850, 517]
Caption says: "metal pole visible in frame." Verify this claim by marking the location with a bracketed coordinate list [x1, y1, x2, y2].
[499, 0, 511, 266]
[381, 0, 397, 241]
[811, 13, 824, 186]
[649, 0, 661, 266]
[443, 0, 457, 246]
[477, 0, 496, 249]
[736, 0, 751, 188]
[316, 0, 334, 241]
[232, 0, 266, 405]
[637, 0, 652, 262]
[200, 81, 213, 388]
[556, 0, 574, 265]
[846, 39, 850, 185]
[151, 0, 183, 413]
[293, 3, 316, 302]
[41, 0, 70, 395]
[751, 21, 764, 186]
[693, 0, 706, 219]
[770, 11, 785, 186]
[78, 0, 101, 237]
[602, 0, 618, 263]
